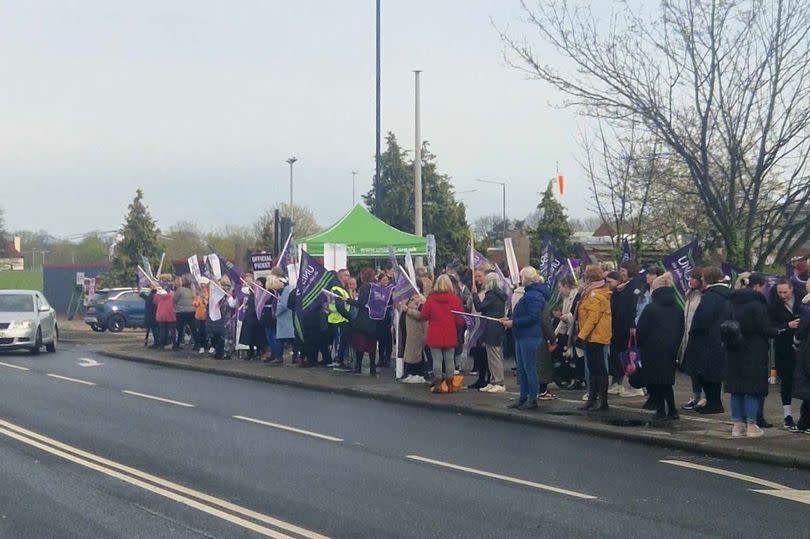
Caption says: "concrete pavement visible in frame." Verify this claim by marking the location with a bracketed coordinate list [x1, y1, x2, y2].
[0, 343, 808, 537]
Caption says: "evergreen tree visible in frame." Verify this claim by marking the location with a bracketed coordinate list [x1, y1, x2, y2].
[105, 189, 162, 286]
[532, 183, 574, 257]
[364, 133, 469, 266]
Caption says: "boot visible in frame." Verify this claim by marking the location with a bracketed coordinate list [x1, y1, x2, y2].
[579, 377, 598, 411]
[597, 375, 610, 411]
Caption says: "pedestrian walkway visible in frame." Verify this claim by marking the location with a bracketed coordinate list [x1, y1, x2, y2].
[92, 335, 810, 470]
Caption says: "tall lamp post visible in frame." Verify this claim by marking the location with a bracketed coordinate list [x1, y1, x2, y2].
[286, 156, 297, 209]
[475, 179, 507, 245]
[351, 171, 358, 206]
[414, 70, 423, 267]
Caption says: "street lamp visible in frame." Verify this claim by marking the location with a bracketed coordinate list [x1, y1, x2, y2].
[475, 179, 507, 244]
[351, 171, 358, 206]
[286, 157, 297, 210]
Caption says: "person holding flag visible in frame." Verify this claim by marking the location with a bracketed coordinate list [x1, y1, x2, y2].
[401, 277, 432, 383]
[500, 267, 550, 410]
[473, 272, 508, 394]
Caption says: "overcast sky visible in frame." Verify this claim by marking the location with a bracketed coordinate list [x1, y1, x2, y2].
[1, 0, 604, 238]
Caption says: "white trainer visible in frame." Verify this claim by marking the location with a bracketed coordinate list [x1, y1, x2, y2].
[582, 392, 590, 401]
[607, 383, 623, 395]
[619, 387, 645, 398]
[488, 384, 506, 393]
[479, 384, 494, 392]
[198, 347, 205, 354]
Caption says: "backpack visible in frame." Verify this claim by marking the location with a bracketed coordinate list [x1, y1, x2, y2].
[720, 304, 744, 349]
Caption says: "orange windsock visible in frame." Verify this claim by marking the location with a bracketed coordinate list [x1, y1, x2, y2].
[557, 175, 565, 195]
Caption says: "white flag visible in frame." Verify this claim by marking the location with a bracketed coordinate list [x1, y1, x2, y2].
[208, 281, 227, 322]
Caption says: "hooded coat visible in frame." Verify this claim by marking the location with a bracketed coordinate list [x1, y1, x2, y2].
[723, 288, 778, 396]
[419, 291, 464, 349]
[683, 284, 731, 383]
[275, 285, 295, 340]
[512, 282, 550, 340]
[636, 287, 684, 385]
[473, 287, 507, 346]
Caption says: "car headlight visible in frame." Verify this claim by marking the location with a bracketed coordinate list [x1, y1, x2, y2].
[12, 320, 34, 329]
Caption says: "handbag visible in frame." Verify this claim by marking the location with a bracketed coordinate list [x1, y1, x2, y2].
[623, 334, 639, 376]
[628, 358, 645, 389]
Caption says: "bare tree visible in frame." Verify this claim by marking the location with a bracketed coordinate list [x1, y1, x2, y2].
[503, 0, 810, 268]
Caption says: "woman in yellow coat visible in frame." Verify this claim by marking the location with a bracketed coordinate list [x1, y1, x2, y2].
[577, 265, 613, 411]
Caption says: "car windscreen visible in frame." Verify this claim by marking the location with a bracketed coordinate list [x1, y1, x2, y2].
[89, 292, 112, 303]
[0, 294, 34, 312]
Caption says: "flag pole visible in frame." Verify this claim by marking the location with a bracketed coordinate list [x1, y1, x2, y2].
[567, 258, 579, 286]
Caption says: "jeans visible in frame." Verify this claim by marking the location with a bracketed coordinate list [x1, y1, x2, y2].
[332, 323, 348, 364]
[730, 393, 762, 424]
[264, 327, 282, 359]
[515, 337, 540, 401]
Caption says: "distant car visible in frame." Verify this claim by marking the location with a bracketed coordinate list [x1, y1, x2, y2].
[0, 289, 58, 354]
[84, 288, 146, 333]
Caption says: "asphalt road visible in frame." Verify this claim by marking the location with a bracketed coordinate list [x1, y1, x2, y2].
[0, 342, 808, 538]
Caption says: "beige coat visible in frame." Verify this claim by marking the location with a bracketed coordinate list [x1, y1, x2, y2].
[404, 298, 428, 364]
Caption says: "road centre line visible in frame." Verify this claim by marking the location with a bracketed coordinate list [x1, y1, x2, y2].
[406, 455, 597, 500]
[660, 460, 790, 490]
[0, 362, 30, 371]
[122, 390, 195, 408]
[0, 418, 331, 539]
[233, 415, 343, 443]
[46, 373, 96, 386]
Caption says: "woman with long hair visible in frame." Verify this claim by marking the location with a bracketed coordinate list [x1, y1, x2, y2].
[419, 274, 464, 392]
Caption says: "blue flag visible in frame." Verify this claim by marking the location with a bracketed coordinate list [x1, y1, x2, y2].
[539, 235, 566, 290]
[662, 240, 700, 307]
[296, 250, 336, 314]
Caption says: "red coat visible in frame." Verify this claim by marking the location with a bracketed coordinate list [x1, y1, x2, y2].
[154, 291, 177, 323]
[419, 292, 464, 349]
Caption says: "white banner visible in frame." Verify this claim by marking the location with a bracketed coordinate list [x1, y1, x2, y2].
[187, 255, 202, 282]
[206, 254, 222, 279]
[504, 238, 520, 286]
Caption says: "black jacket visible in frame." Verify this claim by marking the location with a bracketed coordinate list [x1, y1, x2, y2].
[140, 290, 157, 327]
[724, 288, 778, 396]
[769, 292, 801, 363]
[346, 283, 379, 337]
[610, 283, 637, 352]
[683, 284, 731, 383]
[636, 287, 684, 385]
[473, 288, 507, 347]
[793, 315, 810, 401]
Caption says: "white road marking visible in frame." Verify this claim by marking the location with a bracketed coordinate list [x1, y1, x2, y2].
[233, 415, 343, 443]
[753, 489, 810, 506]
[77, 357, 103, 368]
[0, 362, 30, 371]
[406, 455, 597, 500]
[662, 459, 810, 506]
[660, 460, 790, 490]
[46, 373, 96, 386]
[122, 390, 195, 408]
[0, 418, 332, 539]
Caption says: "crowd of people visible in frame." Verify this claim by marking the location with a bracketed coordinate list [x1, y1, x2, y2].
[137, 257, 810, 438]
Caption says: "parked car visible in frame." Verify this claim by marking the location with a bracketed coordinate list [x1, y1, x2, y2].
[84, 288, 146, 332]
[0, 289, 58, 354]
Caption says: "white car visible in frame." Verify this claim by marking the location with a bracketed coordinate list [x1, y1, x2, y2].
[0, 290, 58, 354]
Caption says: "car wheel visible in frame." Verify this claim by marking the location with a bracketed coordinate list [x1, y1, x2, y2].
[107, 314, 126, 333]
[29, 329, 42, 355]
[90, 323, 107, 333]
[46, 329, 57, 353]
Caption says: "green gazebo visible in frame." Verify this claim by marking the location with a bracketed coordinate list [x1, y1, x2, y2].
[301, 204, 427, 257]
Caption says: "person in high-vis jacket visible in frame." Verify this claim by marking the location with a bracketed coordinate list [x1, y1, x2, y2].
[327, 269, 351, 368]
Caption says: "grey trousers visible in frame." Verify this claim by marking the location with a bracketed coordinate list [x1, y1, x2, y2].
[430, 347, 455, 379]
[485, 344, 504, 385]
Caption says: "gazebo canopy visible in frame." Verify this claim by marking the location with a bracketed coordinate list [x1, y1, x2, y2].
[301, 204, 427, 257]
